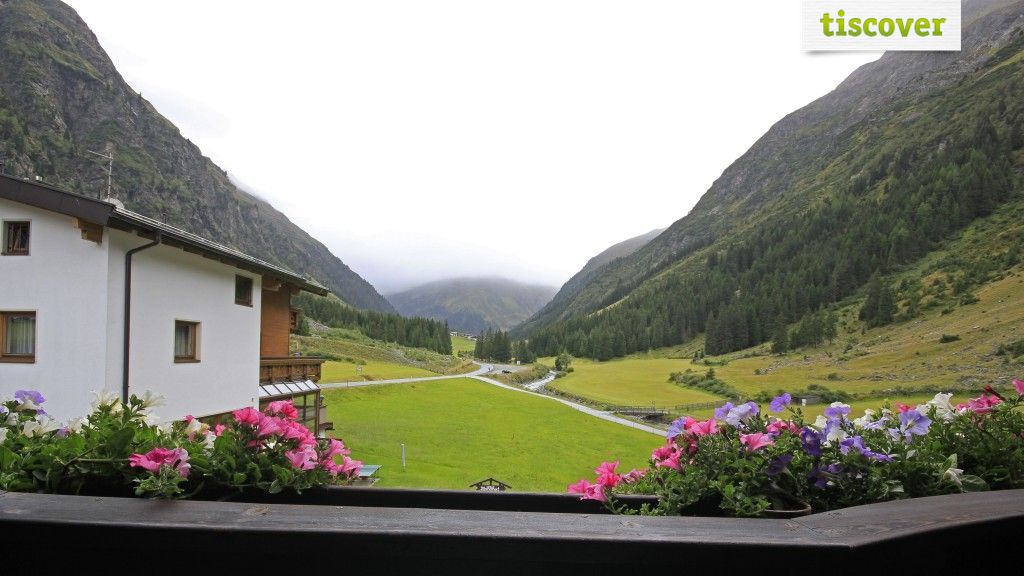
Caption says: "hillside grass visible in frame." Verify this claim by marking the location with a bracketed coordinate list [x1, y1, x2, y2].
[324, 378, 654, 491]
[544, 357, 726, 407]
[291, 330, 476, 382]
[451, 335, 477, 355]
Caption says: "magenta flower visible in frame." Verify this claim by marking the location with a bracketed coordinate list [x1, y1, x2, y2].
[567, 479, 590, 495]
[285, 446, 318, 470]
[667, 416, 695, 440]
[687, 418, 717, 436]
[129, 447, 190, 478]
[255, 414, 282, 437]
[655, 449, 682, 471]
[583, 483, 606, 502]
[266, 400, 299, 420]
[966, 394, 1002, 414]
[340, 456, 363, 478]
[739, 432, 774, 452]
[213, 424, 226, 436]
[766, 419, 798, 437]
[324, 438, 351, 459]
[232, 406, 261, 425]
[1014, 379, 1024, 396]
[594, 461, 621, 488]
[622, 468, 647, 484]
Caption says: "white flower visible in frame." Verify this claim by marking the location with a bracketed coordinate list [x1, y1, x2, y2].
[138, 411, 161, 426]
[0, 427, 7, 443]
[813, 415, 828, 429]
[852, 409, 876, 429]
[4, 412, 17, 426]
[943, 466, 964, 488]
[139, 390, 165, 409]
[825, 424, 848, 444]
[90, 389, 122, 412]
[921, 392, 955, 422]
[22, 417, 60, 438]
[185, 417, 206, 437]
[203, 431, 217, 450]
[64, 417, 87, 434]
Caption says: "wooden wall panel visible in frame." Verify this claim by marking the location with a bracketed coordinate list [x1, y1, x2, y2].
[260, 285, 292, 357]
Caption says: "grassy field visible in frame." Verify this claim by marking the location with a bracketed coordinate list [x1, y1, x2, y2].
[324, 378, 655, 491]
[320, 360, 436, 383]
[292, 330, 476, 382]
[545, 357, 725, 407]
[451, 335, 477, 355]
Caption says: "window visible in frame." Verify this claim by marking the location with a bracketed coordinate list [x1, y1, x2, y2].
[174, 321, 199, 362]
[2, 221, 30, 255]
[235, 275, 253, 306]
[1, 311, 36, 363]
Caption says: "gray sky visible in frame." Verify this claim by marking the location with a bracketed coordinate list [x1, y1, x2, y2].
[67, 1, 879, 293]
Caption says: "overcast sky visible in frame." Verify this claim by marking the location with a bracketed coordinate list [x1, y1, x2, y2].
[66, 1, 879, 294]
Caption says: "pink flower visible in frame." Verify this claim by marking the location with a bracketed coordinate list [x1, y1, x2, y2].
[1014, 379, 1024, 396]
[285, 446, 318, 470]
[686, 418, 717, 436]
[895, 403, 912, 413]
[129, 447, 190, 478]
[622, 468, 647, 484]
[213, 424, 226, 436]
[233, 407, 261, 425]
[266, 400, 299, 420]
[739, 432, 774, 452]
[582, 483, 606, 502]
[766, 419, 798, 437]
[652, 444, 676, 461]
[655, 449, 682, 471]
[324, 438, 350, 459]
[568, 479, 589, 495]
[594, 460, 618, 476]
[966, 394, 1002, 414]
[340, 456, 362, 478]
[255, 414, 282, 437]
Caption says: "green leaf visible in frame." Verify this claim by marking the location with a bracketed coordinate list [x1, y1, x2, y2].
[960, 475, 989, 492]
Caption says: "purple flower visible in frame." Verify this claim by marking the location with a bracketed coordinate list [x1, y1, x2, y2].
[721, 401, 760, 428]
[14, 390, 45, 405]
[808, 463, 843, 489]
[714, 402, 734, 420]
[890, 409, 932, 443]
[800, 427, 823, 457]
[899, 409, 931, 436]
[766, 454, 793, 476]
[769, 393, 792, 413]
[823, 402, 851, 420]
[861, 415, 890, 431]
[839, 436, 893, 462]
[666, 417, 689, 440]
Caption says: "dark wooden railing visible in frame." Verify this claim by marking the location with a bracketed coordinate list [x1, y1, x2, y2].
[259, 356, 324, 383]
[1, 489, 1021, 572]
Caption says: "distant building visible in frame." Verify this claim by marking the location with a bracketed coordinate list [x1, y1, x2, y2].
[0, 174, 328, 430]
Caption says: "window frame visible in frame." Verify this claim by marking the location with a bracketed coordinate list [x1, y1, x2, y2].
[2, 220, 31, 256]
[0, 311, 36, 363]
[235, 275, 254, 307]
[173, 320, 200, 363]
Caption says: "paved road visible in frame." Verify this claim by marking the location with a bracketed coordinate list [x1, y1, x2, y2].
[320, 362, 665, 437]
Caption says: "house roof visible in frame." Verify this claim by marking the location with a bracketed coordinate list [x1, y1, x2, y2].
[0, 173, 329, 296]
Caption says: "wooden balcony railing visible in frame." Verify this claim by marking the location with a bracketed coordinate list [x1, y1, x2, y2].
[259, 356, 324, 383]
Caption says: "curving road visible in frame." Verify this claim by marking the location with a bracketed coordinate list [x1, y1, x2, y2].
[320, 362, 665, 437]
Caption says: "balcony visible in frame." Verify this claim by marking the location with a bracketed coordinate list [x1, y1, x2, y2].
[258, 356, 325, 384]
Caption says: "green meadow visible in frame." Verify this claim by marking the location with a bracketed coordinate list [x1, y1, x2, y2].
[324, 378, 656, 491]
[451, 334, 477, 355]
[545, 357, 724, 407]
[320, 360, 436, 383]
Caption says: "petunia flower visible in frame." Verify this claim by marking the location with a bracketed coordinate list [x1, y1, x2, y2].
[232, 406, 261, 425]
[14, 390, 45, 412]
[769, 393, 792, 413]
[622, 468, 647, 484]
[800, 427, 823, 457]
[1014, 379, 1024, 396]
[285, 446, 318, 470]
[667, 416, 694, 440]
[129, 447, 190, 478]
[266, 400, 299, 420]
[823, 402, 851, 419]
[567, 479, 590, 495]
[766, 419, 798, 437]
[714, 402, 734, 420]
[687, 418, 718, 437]
[723, 402, 760, 428]
[766, 454, 793, 476]
[739, 432, 774, 452]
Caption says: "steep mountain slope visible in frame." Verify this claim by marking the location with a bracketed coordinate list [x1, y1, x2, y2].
[527, 0, 1024, 359]
[517, 228, 663, 335]
[0, 0, 394, 312]
[389, 277, 556, 333]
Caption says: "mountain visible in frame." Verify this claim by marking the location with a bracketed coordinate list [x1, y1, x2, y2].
[516, 228, 663, 335]
[0, 0, 395, 312]
[389, 277, 557, 334]
[526, 0, 1024, 359]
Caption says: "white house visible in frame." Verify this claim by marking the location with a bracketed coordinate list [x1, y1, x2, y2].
[0, 174, 329, 429]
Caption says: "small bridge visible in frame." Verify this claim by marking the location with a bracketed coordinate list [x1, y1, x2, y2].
[606, 405, 670, 418]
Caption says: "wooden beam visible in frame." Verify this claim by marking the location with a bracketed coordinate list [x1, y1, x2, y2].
[72, 218, 103, 244]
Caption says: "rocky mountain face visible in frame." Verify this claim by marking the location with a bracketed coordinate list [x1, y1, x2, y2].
[515, 228, 662, 335]
[0, 0, 394, 312]
[389, 277, 556, 334]
[525, 0, 1024, 358]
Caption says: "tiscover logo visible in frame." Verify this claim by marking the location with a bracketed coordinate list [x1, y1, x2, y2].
[803, 0, 961, 51]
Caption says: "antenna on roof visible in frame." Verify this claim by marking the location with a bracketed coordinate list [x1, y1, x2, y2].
[87, 149, 114, 200]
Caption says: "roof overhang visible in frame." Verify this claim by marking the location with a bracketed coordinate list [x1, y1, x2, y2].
[0, 174, 329, 296]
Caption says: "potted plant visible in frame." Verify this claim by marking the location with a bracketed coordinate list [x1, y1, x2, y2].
[569, 381, 1024, 518]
